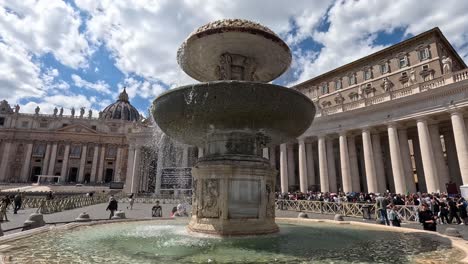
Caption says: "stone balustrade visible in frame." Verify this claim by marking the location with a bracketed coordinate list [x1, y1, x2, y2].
[276, 200, 420, 222]
[316, 69, 468, 117]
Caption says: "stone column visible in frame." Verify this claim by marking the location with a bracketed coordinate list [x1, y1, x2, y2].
[348, 135, 360, 192]
[387, 124, 407, 194]
[125, 146, 136, 193]
[47, 143, 58, 175]
[130, 147, 141, 193]
[298, 140, 308, 192]
[42, 143, 52, 176]
[362, 128, 378, 193]
[412, 137, 427, 192]
[262, 148, 269, 159]
[287, 144, 296, 187]
[443, 131, 463, 186]
[78, 144, 88, 183]
[398, 129, 416, 193]
[326, 138, 337, 192]
[60, 144, 70, 182]
[305, 142, 315, 187]
[269, 146, 276, 168]
[429, 124, 450, 192]
[20, 142, 33, 182]
[339, 133, 352, 193]
[318, 136, 329, 192]
[97, 145, 106, 183]
[90, 145, 99, 182]
[182, 145, 189, 167]
[451, 112, 468, 185]
[197, 147, 204, 158]
[280, 143, 288, 193]
[372, 133, 386, 193]
[0, 141, 12, 181]
[114, 147, 122, 182]
[417, 119, 440, 193]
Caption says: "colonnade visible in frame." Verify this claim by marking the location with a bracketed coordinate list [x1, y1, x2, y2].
[272, 111, 468, 194]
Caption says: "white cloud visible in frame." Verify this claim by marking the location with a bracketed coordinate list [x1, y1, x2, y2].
[0, 42, 45, 101]
[71, 74, 111, 94]
[290, 0, 468, 85]
[20, 94, 100, 116]
[0, 0, 91, 68]
[75, 0, 332, 87]
[118, 77, 166, 100]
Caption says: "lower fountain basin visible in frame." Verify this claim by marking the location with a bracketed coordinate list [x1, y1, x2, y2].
[152, 81, 315, 149]
[0, 219, 465, 263]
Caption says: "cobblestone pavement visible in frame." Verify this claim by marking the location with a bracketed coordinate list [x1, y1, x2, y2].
[1, 201, 468, 240]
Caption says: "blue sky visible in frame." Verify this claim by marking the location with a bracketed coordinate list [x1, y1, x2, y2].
[1, 0, 468, 116]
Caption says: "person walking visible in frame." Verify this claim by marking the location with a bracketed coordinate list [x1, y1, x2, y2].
[419, 203, 437, 231]
[106, 197, 118, 219]
[375, 194, 390, 225]
[13, 192, 22, 214]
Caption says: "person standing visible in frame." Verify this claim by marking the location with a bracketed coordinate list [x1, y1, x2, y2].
[457, 197, 468, 225]
[375, 194, 390, 225]
[13, 192, 22, 214]
[127, 193, 134, 210]
[448, 197, 461, 224]
[388, 204, 401, 227]
[419, 203, 437, 231]
[106, 197, 118, 219]
[439, 197, 450, 224]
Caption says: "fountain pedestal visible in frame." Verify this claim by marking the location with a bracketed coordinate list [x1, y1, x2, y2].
[189, 157, 278, 235]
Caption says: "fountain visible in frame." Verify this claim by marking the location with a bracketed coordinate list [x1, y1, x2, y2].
[152, 19, 315, 235]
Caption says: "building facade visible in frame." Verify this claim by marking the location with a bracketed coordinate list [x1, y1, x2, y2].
[0, 89, 143, 187]
[274, 27, 468, 194]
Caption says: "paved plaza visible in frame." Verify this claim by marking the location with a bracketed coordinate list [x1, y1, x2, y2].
[1, 200, 468, 241]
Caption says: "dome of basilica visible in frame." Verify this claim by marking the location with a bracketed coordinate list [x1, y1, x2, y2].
[100, 88, 140, 122]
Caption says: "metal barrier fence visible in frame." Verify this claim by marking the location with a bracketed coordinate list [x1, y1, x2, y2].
[121, 196, 192, 205]
[275, 200, 420, 222]
[18, 195, 110, 214]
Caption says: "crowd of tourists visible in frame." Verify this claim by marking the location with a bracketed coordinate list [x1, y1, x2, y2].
[276, 190, 468, 230]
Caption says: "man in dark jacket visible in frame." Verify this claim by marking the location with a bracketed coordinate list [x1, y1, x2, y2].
[448, 197, 461, 224]
[106, 196, 118, 219]
[419, 203, 437, 231]
[13, 191, 22, 214]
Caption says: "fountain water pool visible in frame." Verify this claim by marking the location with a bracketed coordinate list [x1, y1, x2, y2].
[0, 220, 464, 263]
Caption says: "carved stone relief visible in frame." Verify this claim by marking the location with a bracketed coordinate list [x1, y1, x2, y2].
[199, 179, 220, 218]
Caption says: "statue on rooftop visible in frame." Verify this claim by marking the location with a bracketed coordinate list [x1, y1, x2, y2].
[35, 106, 40, 115]
[80, 107, 85, 118]
[88, 109, 92, 119]
[59, 107, 63, 117]
[14, 104, 20, 114]
[53, 107, 58, 117]
[442, 56, 452, 74]
[71, 107, 75, 117]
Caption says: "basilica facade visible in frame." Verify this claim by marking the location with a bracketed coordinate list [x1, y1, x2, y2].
[1, 27, 468, 195]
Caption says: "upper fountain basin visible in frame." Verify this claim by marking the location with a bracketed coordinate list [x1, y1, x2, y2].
[177, 19, 291, 83]
[152, 81, 315, 148]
